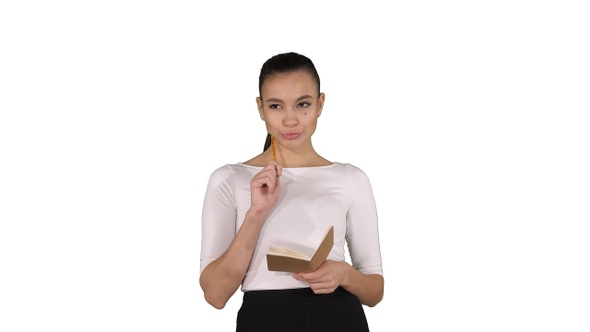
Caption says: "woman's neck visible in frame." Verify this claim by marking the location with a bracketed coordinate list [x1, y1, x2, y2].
[244, 145, 331, 168]
[276, 152, 331, 168]
[274, 141, 330, 167]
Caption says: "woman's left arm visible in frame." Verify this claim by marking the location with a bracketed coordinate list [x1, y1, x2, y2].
[294, 165, 384, 306]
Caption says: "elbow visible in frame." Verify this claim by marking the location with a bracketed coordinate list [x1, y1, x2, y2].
[200, 264, 242, 309]
[200, 274, 229, 309]
[365, 275, 384, 307]
[365, 293, 383, 307]
[204, 291, 228, 310]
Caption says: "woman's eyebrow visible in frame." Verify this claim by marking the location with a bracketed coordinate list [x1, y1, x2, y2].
[295, 95, 313, 102]
[265, 95, 313, 103]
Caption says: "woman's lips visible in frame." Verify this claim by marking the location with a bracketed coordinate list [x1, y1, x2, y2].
[281, 132, 302, 140]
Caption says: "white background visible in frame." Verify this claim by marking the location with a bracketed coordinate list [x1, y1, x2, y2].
[1, 1, 589, 331]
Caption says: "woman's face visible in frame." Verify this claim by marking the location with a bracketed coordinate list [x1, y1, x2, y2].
[257, 71, 325, 150]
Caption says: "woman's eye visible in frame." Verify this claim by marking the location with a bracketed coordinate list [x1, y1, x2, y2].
[298, 102, 310, 108]
[269, 104, 282, 109]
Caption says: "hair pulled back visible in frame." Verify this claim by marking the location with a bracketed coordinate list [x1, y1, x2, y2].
[258, 52, 321, 151]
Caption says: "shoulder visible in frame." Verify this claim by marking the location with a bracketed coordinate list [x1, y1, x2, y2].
[335, 162, 371, 179]
[333, 163, 373, 189]
[207, 163, 241, 184]
[208, 163, 233, 177]
[204, 164, 232, 188]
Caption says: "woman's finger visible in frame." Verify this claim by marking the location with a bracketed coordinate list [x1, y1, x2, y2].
[253, 162, 282, 191]
[268, 160, 283, 177]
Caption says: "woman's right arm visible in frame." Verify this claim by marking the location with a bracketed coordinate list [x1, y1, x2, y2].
[199, 162, 282, 309]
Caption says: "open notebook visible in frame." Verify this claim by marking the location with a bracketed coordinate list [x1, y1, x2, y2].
[266, 226, 334, 273]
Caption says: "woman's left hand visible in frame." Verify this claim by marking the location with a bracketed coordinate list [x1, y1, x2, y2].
[292, 260, 349, 294]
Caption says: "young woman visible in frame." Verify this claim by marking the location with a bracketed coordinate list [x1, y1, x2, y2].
[199, 52, 384, 331]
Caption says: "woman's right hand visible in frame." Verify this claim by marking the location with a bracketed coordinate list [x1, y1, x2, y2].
[249, 161, 282, 216]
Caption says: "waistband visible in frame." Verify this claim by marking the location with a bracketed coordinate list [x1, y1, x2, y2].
[243, 286, 348, 302]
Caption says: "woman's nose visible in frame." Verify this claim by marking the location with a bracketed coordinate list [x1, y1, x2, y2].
[282, 110, 299, 127]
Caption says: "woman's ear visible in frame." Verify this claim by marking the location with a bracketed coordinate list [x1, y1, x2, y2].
[317, 93, 325, 117]
[256, 97, 265, 120]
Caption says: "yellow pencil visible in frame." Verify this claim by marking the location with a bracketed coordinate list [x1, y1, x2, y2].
[271, 136, 277, 161]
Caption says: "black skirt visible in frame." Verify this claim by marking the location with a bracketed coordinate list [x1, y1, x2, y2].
[236, 286, 370, 332]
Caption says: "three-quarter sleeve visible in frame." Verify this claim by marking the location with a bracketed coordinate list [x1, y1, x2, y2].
[199, 165, 237, 273]
[345, 165, 383, 275]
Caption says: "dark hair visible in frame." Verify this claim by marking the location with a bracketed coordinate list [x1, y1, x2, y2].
[259, 52, 321, 151]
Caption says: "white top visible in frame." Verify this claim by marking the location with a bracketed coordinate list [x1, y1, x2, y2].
[199, 162, 383, 291]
